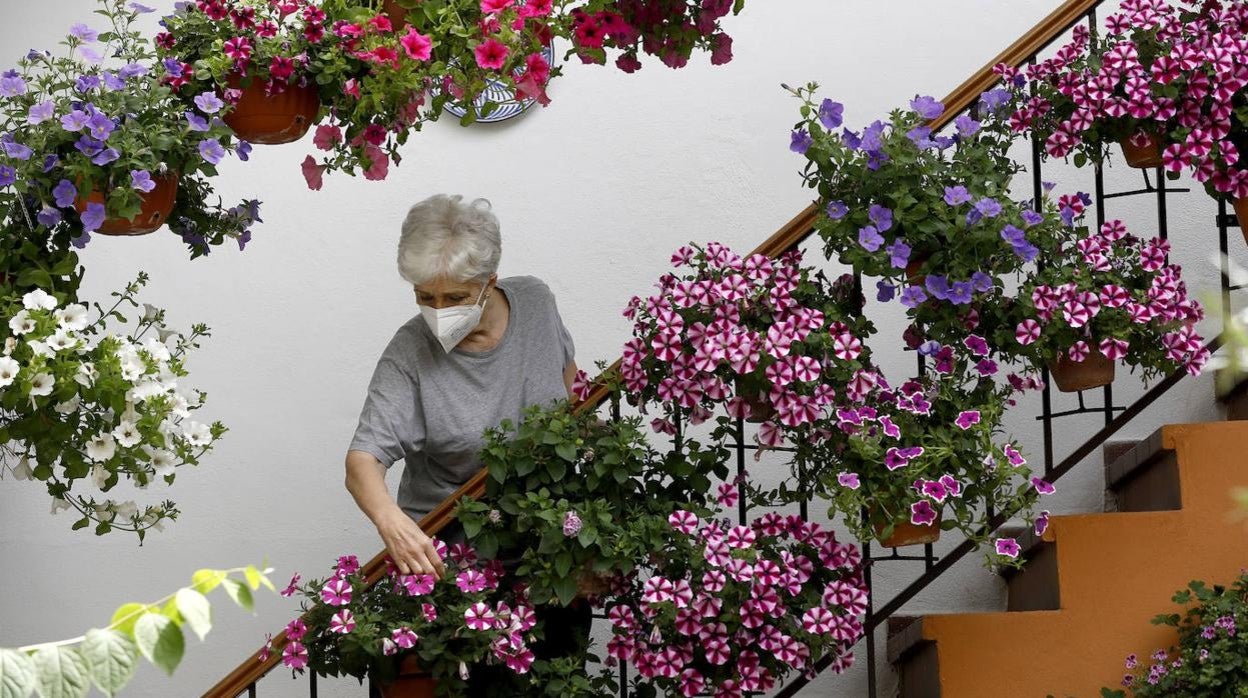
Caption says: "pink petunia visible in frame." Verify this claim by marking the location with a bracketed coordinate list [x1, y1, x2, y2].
[320, 578, 352, 606]
[954, 410, 981, 430]
[473, 38, 509, 70]
[995, 537, 1021, 558]
[400, 27, 432, 60]
[1016, 319, 1041, 345]
[669, 510, 700, 535]
[464, 602, 496, 630]
[837, 472, 860, 489]
[329, 610, 356, 634]
[910, 500, 938, 526]
[301, 155, 325, 191]
[456, 570, 487, 593]
[279, 573, 301, 597]
[313, 124, 343, 151]
[281, 641, 308, 669]
[391, 626, 419, 649]
[1031, 477, 1056, 495]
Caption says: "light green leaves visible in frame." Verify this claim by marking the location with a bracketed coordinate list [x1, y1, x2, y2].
[81, 630, 138, 697]
[174, 589, 211, 642]
[221, 579, 253, 612]
[0, 650, 36, 698]
[31, 647, 89, 698]
[133, 614, 184, 677]
[190, 568, 227, 594]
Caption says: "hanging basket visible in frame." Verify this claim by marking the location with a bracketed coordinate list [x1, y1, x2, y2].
[1233, 197, 1248, 246]
[222, 75, 321, 145]
[734, 376, 777, 424]
[376, 656, 438, 698]
[1118, 132, 1163, 169]
[1049, 351, 1116, 393]
[382, 0, 414, 29]
[874, 510, 942, 548]
[904, 256, 928, 287]
[75, 173, 179, 236]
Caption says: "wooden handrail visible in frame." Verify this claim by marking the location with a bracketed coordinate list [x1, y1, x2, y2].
[203, 1, 1100, 694]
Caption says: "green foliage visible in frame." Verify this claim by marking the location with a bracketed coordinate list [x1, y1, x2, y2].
[1106, 572, 1248, 695]
[0, 565, 272, 698]
[458, 400, 724, 608]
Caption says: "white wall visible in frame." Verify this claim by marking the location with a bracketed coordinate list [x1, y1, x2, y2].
[3, 1, 1244, 696]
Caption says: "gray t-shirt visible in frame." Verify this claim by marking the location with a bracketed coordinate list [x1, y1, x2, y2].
[349, 275, 575, 524]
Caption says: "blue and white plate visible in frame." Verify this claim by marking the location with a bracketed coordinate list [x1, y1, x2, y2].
[443, 44, 556, 123]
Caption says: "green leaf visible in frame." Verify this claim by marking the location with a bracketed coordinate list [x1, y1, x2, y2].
[576, 527, 598, 548]
[553, 576, 577, 607]
[81, 629, 138, 697]
[133, 613, 184, 677]
[174, 589, 212, 642]
[554, 552, 573, 578]
[108, 604, 151, 637]
[243, 566, 263, 592]
[554, 443, 577, 463]
[220, 579, 253, 612]
[31, 647, 89, 698]
[0, 649, 36, 698]
[190, 569, 226, 595]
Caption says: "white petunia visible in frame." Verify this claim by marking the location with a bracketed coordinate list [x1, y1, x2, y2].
[112, 420, 142, 448]
[8, 310, 34, 335]
[94, 503, 116, 523]
[47, 329, 77, 352]
[4, 337, 15, 355]
[12, 457, 32, 480]
[119, 355, 145, 381]
[170, 393, 190, 418]
[143, 445, 176, 480]
[91, 464, 109, 489]
[22, 289, 57, 311]
[50, 497, 71, 515]
[75, 362, 98, 387]
[142, 303, 160, 322]
[85, 433, 116, 462]
[141, 510, 165, 532]
[0, 356, 19, 387]
[127, 380, 164, 403]
[156, 327, 177, 343]
[113, 500, 138, 521]
[54, 395, 81, 415]
[29, 372, 54, 397]
[55, 304, 89, 331]
[27, 340, 54, 358]
[182, 421, 212, 447]
[140, 336, 171, 363]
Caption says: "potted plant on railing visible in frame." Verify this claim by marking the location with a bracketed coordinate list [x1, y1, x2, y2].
[789, 83, 1066, 292]
[157, 0, 331, 145]
[456, 399, 727, 608]
[617, 241, 874, 443]
[284, 549, 541, 697]
[777, 341, 1046, 557]
[604, 507, 868, 695]
[1005, 205, 1209, 392]
[0, 1, 254, 245]
[0, 275, 225, 538]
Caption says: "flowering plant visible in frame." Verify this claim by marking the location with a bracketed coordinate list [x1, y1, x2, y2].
[1103, 573, 1248, 696]
[0, 275, 225, 539]
[773, 343, 1048, 561]
[280, 549, 541, 693]
[604, 509, 867, 696]
[790, 84, 1063, 289]
[457, 399, 725, 607]
[1006, 203, 1210, 383]
[0, 1, 255, 253]
[616, 241, 875, 448]
[564, 0, 741, 72]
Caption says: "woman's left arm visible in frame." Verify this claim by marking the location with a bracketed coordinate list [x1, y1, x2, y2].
[563, 360, 579, 401]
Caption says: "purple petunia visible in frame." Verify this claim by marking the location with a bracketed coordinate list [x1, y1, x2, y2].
[0, 165, 14, 188]
[857, 225, 884, 252]
[899, 286, 927, 308]
[790, 129, 812, 154]
[885, 240, 910, 269]
[971, 271, 993, 292]
[236, 140, 252, 162]
[61, 109, 89, 132]
[198, 138, 225, 165]
[954, 114, 981, 137]
[818, 99, 843, 130]
[954, 410, 981, 430]
[128, 2, 156, 12]
[910, 500, 938, 526]
[947, 281, 974, 305]
[837, 472, 860, 489]
[2, 141, 32, 161]
[52, 180, 77, 208]
[906, 125, 935, 149]
[0, 75, 27, 98]
[826, 200, 847, 220]
[980, 87, 1011, 112]
[944, 185, 971, 206]
[42, 154, 58, 173]
[131, 169, 155, 193]
[925, 275, 950, 300]
[876, 280, 896, 302]
[36, 207, 62, 228]
[69, 23, 99, 42]
[91, 148, 119, 166]
[910, 95, 944, 119]
[995, 537, 1021, 558]
[102, 72, 126, 91]
[162, 58, 184, 78]
[185, 111, 209, 132]
[75, 75, 101, 94]
[80, 202, 106, 232]
[86, 112, 115, 140]
[869, 204, 893, 232]
[974, 198, 1003, 218]
[119, 63, 148, 78]
[1021, 209, 1044, 227]
[194, 92, 224, 114]
[27, 100, 54, 124]
[1031, 478, 1056, 495]
[1001, 224, 1026, 246]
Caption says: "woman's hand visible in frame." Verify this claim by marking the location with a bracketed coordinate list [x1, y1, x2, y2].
[376, 507, 446, 578]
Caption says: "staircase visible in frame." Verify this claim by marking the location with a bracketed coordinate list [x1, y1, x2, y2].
[890, 421, 1248, 697]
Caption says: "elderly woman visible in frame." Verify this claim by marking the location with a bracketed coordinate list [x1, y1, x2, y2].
[344, 194, 588, 687]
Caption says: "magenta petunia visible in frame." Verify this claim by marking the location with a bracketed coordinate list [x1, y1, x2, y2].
[954, 410, 981, 430]
[995, 537, 1021, 558]
[329, 610, 355, 634]
[320, 577, 352, 606]
[1031, 477, 1056, 495]
[910, 499, 938, 526]
[464, 602, 495, 631]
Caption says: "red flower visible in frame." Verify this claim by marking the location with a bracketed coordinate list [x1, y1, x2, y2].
[269, 56, 296, 82]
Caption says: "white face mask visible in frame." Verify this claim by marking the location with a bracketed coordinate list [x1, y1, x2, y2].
[418, 282, 490, 353]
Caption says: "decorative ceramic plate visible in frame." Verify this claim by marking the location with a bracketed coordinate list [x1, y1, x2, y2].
[443, 44, 556, 123]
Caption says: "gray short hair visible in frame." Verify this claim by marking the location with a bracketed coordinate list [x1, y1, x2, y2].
[397, 194, 502, 286]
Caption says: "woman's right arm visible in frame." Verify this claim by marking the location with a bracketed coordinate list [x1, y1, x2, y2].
[344, 449, 445, 578]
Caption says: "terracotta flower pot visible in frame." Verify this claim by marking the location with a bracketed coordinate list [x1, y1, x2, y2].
[1049, 351, 1116, 393]
[376, 656, 437, 698]
[734, 377, 776, 424]
[874, 510, 942, 548]
[222, 75, 321, 145]
[905, 258, 927, 287]
[1118, 132, 1163, 169]
[382, 0, 414, 29]
[1233, 197, 1248, 245]
[575, 568, 612, 598]
[74, 173, 179, 236]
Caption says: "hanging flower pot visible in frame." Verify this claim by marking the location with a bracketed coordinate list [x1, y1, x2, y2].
[1118, 131, 1164, 169]
[904, 256, 929, 287]
[222, 75, 321, 145]
[74, 173, 179, 236]
[734, 377, 777, 424]
[1232, 197, 1248, 245]
[1049, 351, 1116, 392]
[873, 510, 942, 548]
[382, 0, 415, 29]
[375, 656, 438, 698]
